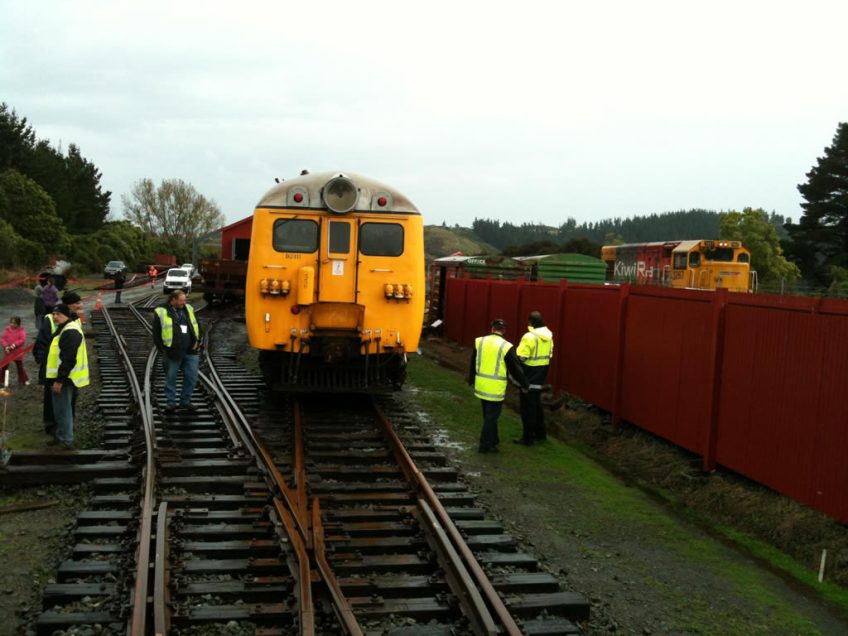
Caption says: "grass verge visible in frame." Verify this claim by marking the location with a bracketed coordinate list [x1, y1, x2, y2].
[407, 354, 843, 634]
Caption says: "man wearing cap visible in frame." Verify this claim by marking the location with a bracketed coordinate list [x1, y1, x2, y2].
[467, 318, 528, 453]
[34, 291, 83, 435]
[45, 302, 89, 449]
[153, 289, 201, 414]
[514, 311, 555, 445]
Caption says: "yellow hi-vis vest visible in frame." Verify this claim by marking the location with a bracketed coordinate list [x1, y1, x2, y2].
[474, 334, 512, 402]
[45, 319, 89, 387]
[516, 327, 554, 367]
[155, 304, 200, 347]
[45, 313, 57, 334]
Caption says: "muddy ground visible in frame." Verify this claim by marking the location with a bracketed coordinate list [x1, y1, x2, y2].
[1, 289, 847, 635]
[0, 285, 125, 636]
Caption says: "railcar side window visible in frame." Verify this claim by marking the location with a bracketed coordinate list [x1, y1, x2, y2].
[273, 219, 319, 253]
[360, 223, 404, 257]
[673, 253, 688, 269]
[689, 252, 701, 267]
[737, 253, 750, 263]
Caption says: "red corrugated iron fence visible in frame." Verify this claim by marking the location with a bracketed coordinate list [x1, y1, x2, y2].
[443, 276, 848, 522]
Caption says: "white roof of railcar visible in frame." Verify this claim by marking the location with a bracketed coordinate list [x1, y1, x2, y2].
[256, 171, 419, 213]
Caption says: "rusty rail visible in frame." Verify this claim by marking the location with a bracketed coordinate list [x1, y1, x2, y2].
[153, 501, 170, 636]
[101, 305, 158, 636]
[203, 354, 362, 635]
[373, 399, 523, 636]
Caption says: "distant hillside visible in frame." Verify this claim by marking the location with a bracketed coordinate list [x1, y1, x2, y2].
[424, 225, 498, 261]
[471, 209, 792, 251]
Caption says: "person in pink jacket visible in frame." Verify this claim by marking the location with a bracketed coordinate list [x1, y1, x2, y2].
[1, 316, 29, 385]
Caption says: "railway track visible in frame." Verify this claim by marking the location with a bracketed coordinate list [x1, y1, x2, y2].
[23, 305, 588, 635]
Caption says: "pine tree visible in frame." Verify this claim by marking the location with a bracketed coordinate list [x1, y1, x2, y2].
[787, 122, 848, 284]
[65, 144, 111, 232]
[0, 103, 36, 169]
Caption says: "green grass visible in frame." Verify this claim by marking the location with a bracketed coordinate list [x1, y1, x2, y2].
[406, 355, 839, 634]
[5, 428, 48, 451]
[719, 526, 848, 611]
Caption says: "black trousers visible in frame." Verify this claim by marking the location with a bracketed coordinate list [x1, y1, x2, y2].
[42, 382, 55, 428]
[479, 399, 503, 451]
[519, 389, 546, 441]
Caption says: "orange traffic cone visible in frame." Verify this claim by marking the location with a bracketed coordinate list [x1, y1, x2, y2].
[95, 292, 103, 310]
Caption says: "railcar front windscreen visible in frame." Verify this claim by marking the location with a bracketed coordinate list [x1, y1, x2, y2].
[273, 219, 319, 253]
[359, 222, 404, 256]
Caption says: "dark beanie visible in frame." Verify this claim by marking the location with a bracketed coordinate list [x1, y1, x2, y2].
[53, 303, 72, 318]
[62, 291, 82, 304]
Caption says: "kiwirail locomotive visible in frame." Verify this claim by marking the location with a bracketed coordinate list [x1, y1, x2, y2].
[601, 239, 754, 291]
[245, 172, 425, 391]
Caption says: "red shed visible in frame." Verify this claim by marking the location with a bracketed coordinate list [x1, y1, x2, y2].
[221, 216, 253, 261]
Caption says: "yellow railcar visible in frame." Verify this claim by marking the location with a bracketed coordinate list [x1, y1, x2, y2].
[245, 172, 425, 391]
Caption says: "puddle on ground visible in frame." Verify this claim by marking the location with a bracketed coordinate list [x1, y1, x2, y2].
[429, 427, 467, 451]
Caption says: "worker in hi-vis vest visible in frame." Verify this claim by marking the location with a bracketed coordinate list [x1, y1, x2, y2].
[467, 318, 528, 453]
[45, 302, 89, 450]
[514, 311, 554, 445]
[153, 289, 201, 414]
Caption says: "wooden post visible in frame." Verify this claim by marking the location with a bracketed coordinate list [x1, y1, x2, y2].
[611, 283, 630, 428]
[459, 277, 470, 346]
[514, 277, 525, 343]
[703, 287, 728, 471]
[553, 278, 569, 388]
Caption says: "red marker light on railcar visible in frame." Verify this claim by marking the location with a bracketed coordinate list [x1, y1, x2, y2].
[294, 192, 304, 203]
[377, 196, 387, 207]
[291, 305, 301, 315]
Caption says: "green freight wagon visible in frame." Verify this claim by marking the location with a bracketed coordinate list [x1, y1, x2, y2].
[513, 253, 607, 284]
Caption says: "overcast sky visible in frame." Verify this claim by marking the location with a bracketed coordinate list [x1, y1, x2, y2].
[2, 1, 846, 228]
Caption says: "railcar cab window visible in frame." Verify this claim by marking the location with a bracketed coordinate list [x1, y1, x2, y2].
[689, 252, 701, 267]
[329, 221, 350, 254]
[737, 253, 750, 263]
[705, 248, 734, 262]
[673, 253, 688, 270]
[273, 219, 318, 253]
[359, 223, 404, 257]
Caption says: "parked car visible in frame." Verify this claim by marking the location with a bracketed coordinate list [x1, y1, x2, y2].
[103, 260, 127, 279]
[181, 263, 196, 278]
[163, 268, 192, 294]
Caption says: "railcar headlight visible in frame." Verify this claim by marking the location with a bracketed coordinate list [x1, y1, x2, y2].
[259, 278, 269, 294]
[269, 278, 281, 295]
[385, 284, 394, 298]
[394, 285, 405, 300]
[322, 175, 358, 213]
[281, 279, 291, 296]
[403, 284, 413, 299]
